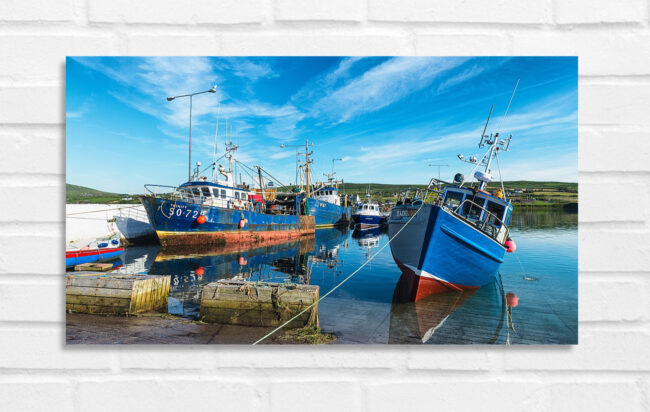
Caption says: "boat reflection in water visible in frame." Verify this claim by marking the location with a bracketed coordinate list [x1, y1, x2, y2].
[311, 226, 349, 270]
[148, 227, 348, 317]
[388, 273, 515, 344]
[352, 226, 384, 263]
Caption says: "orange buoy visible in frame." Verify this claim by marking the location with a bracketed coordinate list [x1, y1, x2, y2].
[195, 266, 205, 277]
[506, 292, 519, 307]
[505, 238, 516, 253]
[197, 215, 207, 224]
[239, 219, 246, 229]
[238, 256, 247, 265]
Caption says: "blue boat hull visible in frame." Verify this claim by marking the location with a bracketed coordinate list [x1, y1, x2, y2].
[306, 198, 350, 227]
[388, 204, 506, 300]
[141, 195, 315, 248]
[351, 214, 384, 226]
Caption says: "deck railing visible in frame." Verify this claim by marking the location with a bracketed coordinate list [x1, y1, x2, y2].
[448, 198, 509, 243]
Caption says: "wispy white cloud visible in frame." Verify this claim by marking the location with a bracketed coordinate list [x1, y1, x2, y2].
[311, 57, 469, 124]
[218, 58, 278, 82]
[66, 98, 92, 119]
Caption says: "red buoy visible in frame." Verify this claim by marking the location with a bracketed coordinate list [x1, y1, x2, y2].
[197, 215, 207, 224]
[505, 238, 516, 253]
[506, 292, 519, 307]
[195, 267, 204, 277]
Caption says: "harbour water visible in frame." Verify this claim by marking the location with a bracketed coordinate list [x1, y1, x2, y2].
[112, 208, 577, 344]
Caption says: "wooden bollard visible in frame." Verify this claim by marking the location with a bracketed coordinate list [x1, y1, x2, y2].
[200, 280, 319, 328]
[66, 273, 171, 315]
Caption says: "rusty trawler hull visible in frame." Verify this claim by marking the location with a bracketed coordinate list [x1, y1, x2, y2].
[141, 195, 315, 249]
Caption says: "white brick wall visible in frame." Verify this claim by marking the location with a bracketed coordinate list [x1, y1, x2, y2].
[0, 1, 648, 410]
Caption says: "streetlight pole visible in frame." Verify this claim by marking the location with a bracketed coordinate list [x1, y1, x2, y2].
[331, 158, 342, 175]
[167, 85, 217, 181]
[428, 163, 449, 180]
[279, 143, 305, 187]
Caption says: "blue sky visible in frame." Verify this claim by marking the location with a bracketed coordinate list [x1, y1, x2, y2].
[66, 56, 577, 194]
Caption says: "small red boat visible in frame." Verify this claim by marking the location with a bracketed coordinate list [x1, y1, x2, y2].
[66, 238, 124, 268]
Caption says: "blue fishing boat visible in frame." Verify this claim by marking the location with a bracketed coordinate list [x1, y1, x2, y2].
[298, 141, 350, 227]
[66, 237, 123, 268]
[141, 141, 315, 248]
[388, 86, 519, 301]
[352, 187, 385, 228]
[352, 200, 385, 228]
[305, 185, 351, 227]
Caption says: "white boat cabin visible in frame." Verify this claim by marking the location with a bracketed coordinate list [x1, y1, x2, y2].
[355, 202, 381, 217]
[441, 186, 513, 243]
[177, 181, 252, 210]
[312, 186, 341, 206]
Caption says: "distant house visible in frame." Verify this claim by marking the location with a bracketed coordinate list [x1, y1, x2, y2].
[122, 196, 133, 201]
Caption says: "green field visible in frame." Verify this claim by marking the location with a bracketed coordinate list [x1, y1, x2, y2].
[68, 181, 578, 207]
[330, 181, 578, 206]
[66, 184, 140, 204]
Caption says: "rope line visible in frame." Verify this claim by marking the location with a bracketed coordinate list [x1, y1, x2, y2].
[65, 204, 142, 216]
[252, 203, 425, 345]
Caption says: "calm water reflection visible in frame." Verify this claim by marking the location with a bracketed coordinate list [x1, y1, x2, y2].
[117, 208, 578, 344]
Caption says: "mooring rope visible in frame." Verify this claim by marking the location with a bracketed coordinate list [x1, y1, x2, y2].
[252, 203, 425, 345]
[65, 204, 142, 216]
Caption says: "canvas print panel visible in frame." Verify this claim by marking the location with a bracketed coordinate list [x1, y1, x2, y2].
[65, 56, 578, 344]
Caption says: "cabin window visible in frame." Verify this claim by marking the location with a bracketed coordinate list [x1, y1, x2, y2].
[443, 191, 464, 209]
[191, 188, 201, 197]
[201, 187, 211, 197]
[220, 189, 226, 199]
[486, 201, 505, 226]
[235, 192, 240, 200]
[211, 188, 219, 197]
[462, 196, 485, 220]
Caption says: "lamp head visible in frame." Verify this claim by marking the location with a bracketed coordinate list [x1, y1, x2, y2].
[209, 85, 217, 93]
[166, 96, 175, 101]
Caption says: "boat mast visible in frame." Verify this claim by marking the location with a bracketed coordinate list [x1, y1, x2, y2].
[480, 79, 519, 191]
[301, 140, 313, 198]
[257, 166, 265, 199]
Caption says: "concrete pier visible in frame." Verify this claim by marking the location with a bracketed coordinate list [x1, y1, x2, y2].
[200, 280, 319, 328]
[66, 273, 170, 315]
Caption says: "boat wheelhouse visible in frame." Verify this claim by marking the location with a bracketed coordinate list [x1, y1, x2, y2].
[177, 181, 253, 211]
[388, 84, 519, 301]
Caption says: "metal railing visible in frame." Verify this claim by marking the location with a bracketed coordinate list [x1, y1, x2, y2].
[144, 183, 259, 211]
[448, 198, 509, 243]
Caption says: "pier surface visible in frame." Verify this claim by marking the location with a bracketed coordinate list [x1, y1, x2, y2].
[66, 272, 170, 315]
[200, 280, 319, 328]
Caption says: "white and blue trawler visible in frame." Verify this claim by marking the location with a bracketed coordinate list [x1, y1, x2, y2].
[141, 142, 315, 248]
[352, 190, 385, 228]
[388, 94, 518, 301]
[299, 142, 351, 228]
[305, 184, 351, 228]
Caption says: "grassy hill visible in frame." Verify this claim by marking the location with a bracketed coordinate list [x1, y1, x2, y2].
[68, 180, 578, 206]
[312, 181, 578, 207]
[66, 184, 139, 204]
